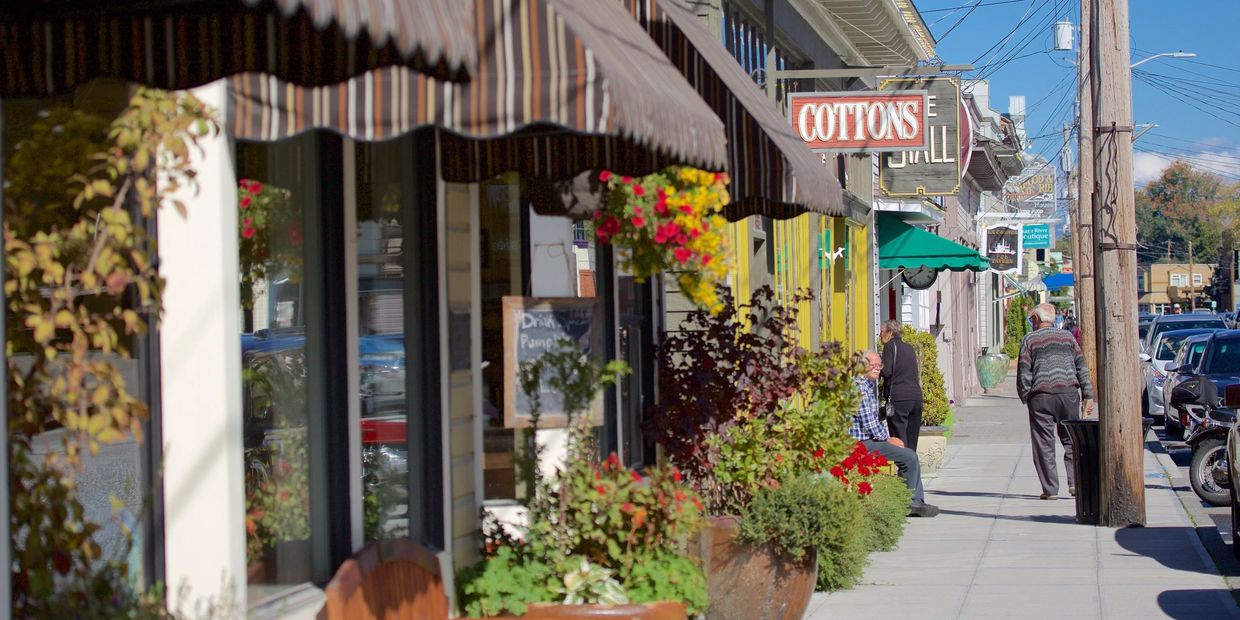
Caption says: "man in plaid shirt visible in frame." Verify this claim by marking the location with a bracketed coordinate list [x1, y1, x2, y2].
[853, 350, 938, 517]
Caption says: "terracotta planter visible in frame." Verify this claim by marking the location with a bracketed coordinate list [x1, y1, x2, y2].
[474, 601, 686, 620]
[691, 516, 816, 620]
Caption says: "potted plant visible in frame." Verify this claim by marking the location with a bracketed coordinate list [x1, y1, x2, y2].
[645, 287, 871, 618]
[458, 342, 708, 619]
[899, 326, 952, 477]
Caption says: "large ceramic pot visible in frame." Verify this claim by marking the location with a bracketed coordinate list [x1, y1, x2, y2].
[975, 352, 1010, 391]
[691, 516, 817, 620]
[478, 601, 686, 620]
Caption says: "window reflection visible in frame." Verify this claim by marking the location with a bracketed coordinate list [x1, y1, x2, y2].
[236, 138, 314, 601]
[355, 139, 411, 541]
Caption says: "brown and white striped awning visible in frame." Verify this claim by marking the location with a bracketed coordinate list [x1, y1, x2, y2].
[621, 0, 846, 220]
[0, 0, 475, 97]
[226, 0, 729, 181]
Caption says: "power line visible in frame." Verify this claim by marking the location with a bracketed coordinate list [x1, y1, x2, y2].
[969, 0, 1053, 67]
[935, 0, 985, 43]
[921, 0, 1028, 13]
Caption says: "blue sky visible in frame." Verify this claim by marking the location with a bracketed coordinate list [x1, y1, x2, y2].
[917, 0, 1240, 185]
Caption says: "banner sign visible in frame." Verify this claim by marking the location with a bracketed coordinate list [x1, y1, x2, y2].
[986, 225, 1022, 274]
[1022, 223, 1051, 249]
[1004, 170, 1056, 204]
[877, 76, 965, 198]
[788, 91, 930, 153]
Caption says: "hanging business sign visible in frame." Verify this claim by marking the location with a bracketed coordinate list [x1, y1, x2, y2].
[986, 225, 1022, 274]
[877, 76, 965, 198]
[787, 91, 930, 153]
[1022, 223, 1052, 249]
[1004, 169, 1056, 205]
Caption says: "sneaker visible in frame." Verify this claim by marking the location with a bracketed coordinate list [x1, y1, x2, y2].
[909, 502, 940, 518]
[1069, 486, 1076, 497]
[1040, 492, 1056, 500]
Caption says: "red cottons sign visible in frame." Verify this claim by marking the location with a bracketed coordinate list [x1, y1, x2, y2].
[788, 91, 930, 154]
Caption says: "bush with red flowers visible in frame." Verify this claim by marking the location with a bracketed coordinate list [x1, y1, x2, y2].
[236, 178, 298, 309]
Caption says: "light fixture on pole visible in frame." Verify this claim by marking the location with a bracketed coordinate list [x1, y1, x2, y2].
[1130, 51, 1196, 69]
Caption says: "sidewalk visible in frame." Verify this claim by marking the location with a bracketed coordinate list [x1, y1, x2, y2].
[805, 379, 1239, 619]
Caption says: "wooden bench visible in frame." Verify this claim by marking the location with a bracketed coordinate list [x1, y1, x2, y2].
[320, 539, 450, 620]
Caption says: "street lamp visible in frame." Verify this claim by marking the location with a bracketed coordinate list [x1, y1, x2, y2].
[1130, 51, 1196, 69]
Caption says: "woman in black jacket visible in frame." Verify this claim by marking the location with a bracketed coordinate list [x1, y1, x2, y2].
[880, 320, 924, 451]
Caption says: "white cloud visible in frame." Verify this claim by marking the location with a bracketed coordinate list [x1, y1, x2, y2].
[1132, 146, 1240, 186]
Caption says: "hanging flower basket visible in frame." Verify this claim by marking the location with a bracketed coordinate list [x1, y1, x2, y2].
[237, 178, 300, 309]
[592, 168, 733, 313]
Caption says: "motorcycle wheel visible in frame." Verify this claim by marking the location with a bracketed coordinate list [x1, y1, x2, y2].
[1190, 437, 1231, 507]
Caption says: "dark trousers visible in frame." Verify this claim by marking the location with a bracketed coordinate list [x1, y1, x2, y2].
[1027, 392, 1081, 495]
[863, 440, 925, 504]
[887, 400, 924, 452]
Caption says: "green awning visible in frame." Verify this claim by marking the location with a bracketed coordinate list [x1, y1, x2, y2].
[877, 212, 990, 272]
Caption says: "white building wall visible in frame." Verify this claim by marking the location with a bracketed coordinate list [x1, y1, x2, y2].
[159, 80, 246, 611]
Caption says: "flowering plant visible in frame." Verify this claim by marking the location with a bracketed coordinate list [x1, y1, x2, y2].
[827, 441, 890, 498]
[592, 167, 732, 313]
[237, 178, 298, 309]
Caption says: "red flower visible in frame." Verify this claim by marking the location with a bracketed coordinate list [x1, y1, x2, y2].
[679, 205, 694, 214]
[631, 216, 646, 227]
[621, 502, 634, 513]
[690, 228, 702, 239]
[596, 230, 611, 244]
[594, 211, 603, 220]
[857, 466, 871, 476]
[673, 467, 682, 482]
[654, 202, 669, 216]
[675, 490, 687, 502]
[240, 196, 252, 209]
[692, 497, 704, 512]
[813, 448, 825, 459]
[675, 233, 688, 246]
[829, 466, 845, 478]
[673, 247, 692, 264]
[248, 181, 264, 194]
[842, 456, 858, 470]
[594, 470, 602, 481]
[633, 185, 646, 197]
[633, 206, 644, 218]
[620, 175, 633, 184]
[631, 470, 643, 483]
[775, 453, 783, 462]
[654, 222, 682, 244]
[702, 254, 713, 265]
[858, 482, 873, 496]
[606, 453, 620, 468]
[602, 216, 622, 235]
[242, 216, 254, 229]
[714, 172, 728, 184]
[242, 227, 256, 239]
[599, 170, 613, 182]
[596, 485, 607, 495]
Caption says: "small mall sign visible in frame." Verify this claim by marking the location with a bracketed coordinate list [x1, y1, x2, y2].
[986, 225, 1022, 274]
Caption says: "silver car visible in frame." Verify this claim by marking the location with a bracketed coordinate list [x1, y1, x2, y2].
[1143, 328, 1220, 422]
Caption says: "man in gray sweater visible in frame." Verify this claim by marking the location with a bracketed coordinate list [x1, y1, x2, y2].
[1018, 303, 1095, 499]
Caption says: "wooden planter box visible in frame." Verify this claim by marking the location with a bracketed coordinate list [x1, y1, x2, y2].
[918, 425, 949, 478]
[690, 516, 816, 620]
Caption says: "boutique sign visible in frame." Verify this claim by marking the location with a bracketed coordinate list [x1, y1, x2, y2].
[877, 76, 969, 198]
[788, 91, 930, 153]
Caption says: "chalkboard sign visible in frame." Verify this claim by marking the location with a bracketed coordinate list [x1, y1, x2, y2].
[502, 296, 603, 428]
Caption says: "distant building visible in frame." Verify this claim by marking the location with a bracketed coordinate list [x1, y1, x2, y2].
[1138, 263, 1217, 313]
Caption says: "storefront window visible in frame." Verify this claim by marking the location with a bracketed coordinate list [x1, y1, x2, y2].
[354, 139, 412, 542]
[3, 81, 156, 588]
[236, 137, 318, 603]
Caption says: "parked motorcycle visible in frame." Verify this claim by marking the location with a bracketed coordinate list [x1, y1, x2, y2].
[1185, 405, 1234, 507]
[1168, 378, 1234, 507]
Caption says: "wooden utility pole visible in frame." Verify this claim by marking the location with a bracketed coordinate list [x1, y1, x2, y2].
[1189, 241, 1196, 311]
[1076, 0, 1098, 395]
[1091, 0, 1145, 527]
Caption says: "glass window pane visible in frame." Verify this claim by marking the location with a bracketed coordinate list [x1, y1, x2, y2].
[236, 137, 316, 603]
[354, 139, 411, 542]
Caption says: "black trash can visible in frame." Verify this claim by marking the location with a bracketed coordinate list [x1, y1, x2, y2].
[1062, 418, 1101, 525]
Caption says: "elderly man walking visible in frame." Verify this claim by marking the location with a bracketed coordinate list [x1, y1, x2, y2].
[1018, 303, 1095, 499]
[854, 350, 939, 517]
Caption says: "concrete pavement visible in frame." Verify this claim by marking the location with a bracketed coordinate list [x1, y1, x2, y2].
[805, 378, 1239, 619]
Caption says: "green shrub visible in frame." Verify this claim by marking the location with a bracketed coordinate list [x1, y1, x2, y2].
[860, 474, 912, 552]
[621, 551, 709, 615]
[899, 326, 951, 428]
[737, 475, 868, 591]
[458, 546, 558, 617]
[1002, 295, 1035, 358]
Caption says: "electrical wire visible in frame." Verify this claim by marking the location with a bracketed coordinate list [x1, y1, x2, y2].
[935, 0, 985, 42]
[922, 0, 1028, 13]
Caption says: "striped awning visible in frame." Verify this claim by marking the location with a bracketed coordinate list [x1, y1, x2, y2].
[0, 0, 475, 97]
[226, 0, 729, 181]
[620, 0, 846, 220]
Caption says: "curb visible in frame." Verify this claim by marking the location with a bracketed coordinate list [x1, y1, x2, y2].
[1146, 432, 1240, 608]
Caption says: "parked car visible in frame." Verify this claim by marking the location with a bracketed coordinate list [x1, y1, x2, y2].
[1143, 314, 1229, 352]
[1163, 333, 1215, 436]
[1224, 383, 1240, 557]
[1142, 328, 1220, 424]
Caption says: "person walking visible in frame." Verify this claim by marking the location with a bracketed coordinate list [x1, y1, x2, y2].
[1017, 303, 1095, 499]
[879, 320, 923, 452]
[853, 351, 939, 518]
